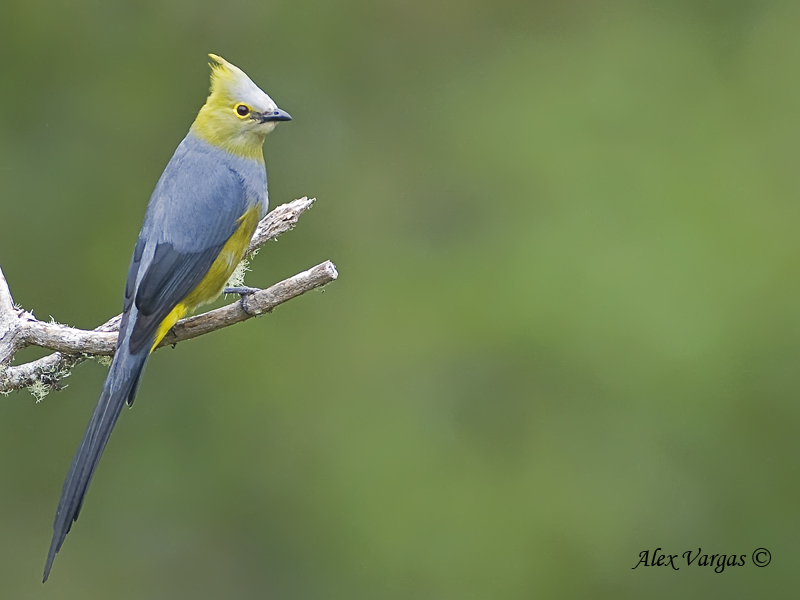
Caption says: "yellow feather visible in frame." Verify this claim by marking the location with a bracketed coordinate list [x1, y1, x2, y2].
[151, 206, 261, 350]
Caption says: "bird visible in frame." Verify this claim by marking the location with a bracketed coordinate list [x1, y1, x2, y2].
[42, 54, 291, 582]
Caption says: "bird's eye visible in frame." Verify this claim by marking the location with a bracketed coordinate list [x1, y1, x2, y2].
[235, 104, 250, 117]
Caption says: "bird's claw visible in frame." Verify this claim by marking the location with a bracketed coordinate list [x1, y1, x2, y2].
[224, 286, 261, 317]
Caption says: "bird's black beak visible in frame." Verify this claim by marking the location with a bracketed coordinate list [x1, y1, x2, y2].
[259, 108, 292, 123]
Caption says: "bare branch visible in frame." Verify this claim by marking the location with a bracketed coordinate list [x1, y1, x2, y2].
[0, 265, 14, 316]
[246, 196, 315, 257]
[0, 266, 23, 367]
[10, 260, 337, 359]
[160, 261, 337, 347]
[0, 197, 336, 398]
[21, 321, 118, 356]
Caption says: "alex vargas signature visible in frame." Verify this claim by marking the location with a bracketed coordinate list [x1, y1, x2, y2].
[632, 548, 771, 573]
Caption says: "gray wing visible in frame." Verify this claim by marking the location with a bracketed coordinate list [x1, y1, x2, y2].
[123, 139, 250, 355]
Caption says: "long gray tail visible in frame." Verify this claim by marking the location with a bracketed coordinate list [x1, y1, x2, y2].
[43, 344, 149, 582]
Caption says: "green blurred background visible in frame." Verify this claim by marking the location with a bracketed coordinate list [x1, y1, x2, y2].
[1, 0, 799, 597]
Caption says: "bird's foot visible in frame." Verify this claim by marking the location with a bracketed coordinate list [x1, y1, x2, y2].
[224, 286, 261, 317]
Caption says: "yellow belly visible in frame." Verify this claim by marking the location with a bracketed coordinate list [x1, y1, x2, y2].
[151, 206, 260, 350]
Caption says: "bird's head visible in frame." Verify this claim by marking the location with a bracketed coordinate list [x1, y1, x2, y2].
[191, 54, 291, 160]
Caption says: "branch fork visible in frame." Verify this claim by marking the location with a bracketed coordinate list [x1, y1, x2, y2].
[0, 197, 337, 398]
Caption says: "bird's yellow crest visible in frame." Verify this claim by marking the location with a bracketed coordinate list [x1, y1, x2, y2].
[207, 54, 249, 105]
[191, 54, 287, 160]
